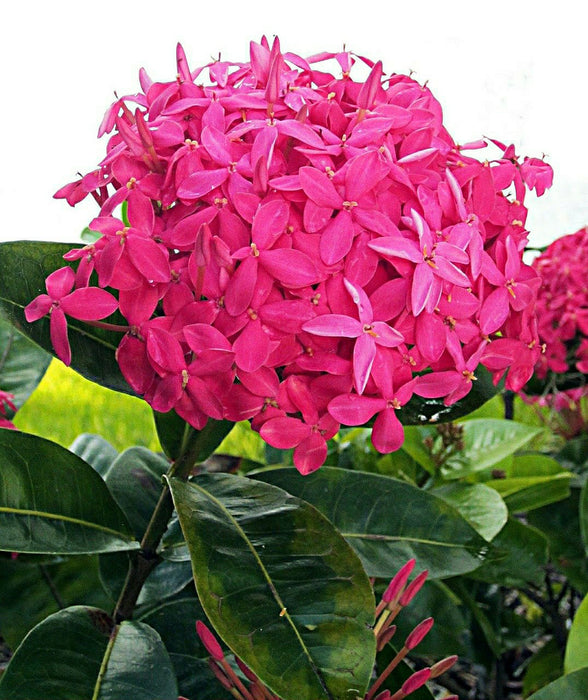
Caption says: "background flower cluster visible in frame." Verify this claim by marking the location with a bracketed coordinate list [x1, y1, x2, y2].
[26, 37, 552, 473]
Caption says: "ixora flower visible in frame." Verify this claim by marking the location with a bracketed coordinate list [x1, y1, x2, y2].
[0, 390, 17, 430]
[26, 37, 552, 473]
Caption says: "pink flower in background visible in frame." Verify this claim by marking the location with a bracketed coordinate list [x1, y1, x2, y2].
[26, 37, 552, 472]
[0, 390, 17, 430]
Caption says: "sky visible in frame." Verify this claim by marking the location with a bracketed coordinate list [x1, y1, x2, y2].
[1, 0, 586, 249]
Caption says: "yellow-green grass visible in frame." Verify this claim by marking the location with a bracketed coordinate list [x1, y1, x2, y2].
[14, 360, 265, 461]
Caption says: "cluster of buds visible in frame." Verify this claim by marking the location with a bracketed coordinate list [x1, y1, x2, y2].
[0, 390, 16, 430]
[26, 37, 552, 473]
[531, 227, 588, 387]
[194, 559, 458, 700]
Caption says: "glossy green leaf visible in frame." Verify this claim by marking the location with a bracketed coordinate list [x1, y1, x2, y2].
[398, 426, 436, 474]
[485, 454, 573, 513]
[528, 489, 588, 594]
[441, 420, 543, 479]
[0, 317, 50, 417]
[153, 410, 193, 461]
[0, 606, 178, 699]
[468, 517, 548, 587]
[433, 483, 508, 541]
[564, 593, 588, 674]
[139, 596, 232, 700]
[526, 666, 588, 699]
[69, 434, 119, 479]
[255, 467, 490, 579]
[397, 365, 499, 425]
[168, 472, 376, 700]
[0, 241, 129, 394]
[0, 555, 111, 650]
[0, 430, 137, 554]
[449, 580, 502, 657]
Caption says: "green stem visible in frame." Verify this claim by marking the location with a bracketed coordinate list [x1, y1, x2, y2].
[112, 419, 233, 622]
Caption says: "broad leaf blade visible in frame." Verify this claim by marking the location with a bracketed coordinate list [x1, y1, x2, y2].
[0, 430, 137, 554]
[0, 241, 129, 394]
[69, 434, 119, 478]
[526, 667, 588, 700]
[168, 473, 376, 700]
[433, 483, 508, 542]
[0, 317, 50, 416]
[564, 593, 588, 674]
[255, 467, 491, 579]
[0, 606, 178, 699]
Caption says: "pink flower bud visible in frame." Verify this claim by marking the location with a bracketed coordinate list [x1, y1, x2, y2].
[208, 658, 232, 690]
[374, 691, 391, 700]
[196, 621, 224, 661]
[382, 559, 416, 604]
[400, 667, 431, 695]
[399, 570, 428, 606]
[404, 617, 434, 650]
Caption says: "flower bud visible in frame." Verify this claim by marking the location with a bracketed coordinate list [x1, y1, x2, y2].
[196, 620, 224, 661]
[404, 617, 434, 650]
[382, 559, 415, 604]
[400, 667, 431, 695]
[429, 654, 458, 678]
[398, 570, 428, 606]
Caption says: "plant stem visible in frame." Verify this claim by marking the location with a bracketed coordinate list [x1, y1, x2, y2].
[112, 419, 233, 622]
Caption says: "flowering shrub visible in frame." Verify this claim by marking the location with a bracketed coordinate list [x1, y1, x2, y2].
[25, 37, 552, 473]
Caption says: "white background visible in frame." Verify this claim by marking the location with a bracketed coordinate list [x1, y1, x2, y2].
[1, 0, 586, 248]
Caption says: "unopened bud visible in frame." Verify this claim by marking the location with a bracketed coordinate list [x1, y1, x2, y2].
[377, 624, 397, 651]
[236, 656, 258, 682]
[374, 691, 391, 700]
[405, 617, 434, 650]
[399, 570, 428, 606]
[383, 559, 415, 604]
[208, 658, 232, 689]
[430, 654, 458, 678]
[196, 621, 224, 661]
[400, 667, 431, 695]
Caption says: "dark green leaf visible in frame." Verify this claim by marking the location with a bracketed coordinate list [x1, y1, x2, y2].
[104, 447, 169, 539]
[398, 366, 499, 425]
[153, 410, 193, 461]
[0, 606, 178, 699]
[255, 467, 490, 579]
[468, 517, 548, 587]
[449, 580, 502, 657]
[581, 480, 588, 556]
[522, 638, 563, 698]
[528, 489, 588, 594]
[69, 434, 119, 478]
[433, 483, 508, 541]
[374, 644, 434, 699]
[0, 430, 137, 554]
[0, 317, 50, 417]
[169, 473, 376, 700]
[526, 666, 588, 699]
[0, 241, 129, 393]
[0, 555, 111, 649]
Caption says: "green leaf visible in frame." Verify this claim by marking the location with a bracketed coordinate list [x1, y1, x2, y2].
[397, 365, 499, 425]
[398, 426, 436, 474]
[0, 430, 137, 554]
[0, 317, 50, 416]
[468, 517, 548, 587]
[523, 638, 563, 698]
[528, 489, 588, 594]
[0, 241, 129, 394]
[0, 555, 111, 650]
[441, 419, 543, 479]
[168, 472, 376, 700]
[0, 606, 178, 699]
[104, 447, 169, 539]
[485, 454, 573, 513]
[433, 483, 508, 541]
[255, 467, 490, 579]
[139, 596, 233, 700]
[581, 480, 588, 556]
[564, 593, 588, 674]
[526, 666, 588, 699]
[153, 410, 193, 461]
[449, 580, 502, 657]
[69, 434, 119, 478]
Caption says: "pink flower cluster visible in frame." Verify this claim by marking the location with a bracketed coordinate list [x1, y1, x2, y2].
[532, 227, 588, 383]
[0, 390, 16, 430]
[26, 38, 552, 473]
